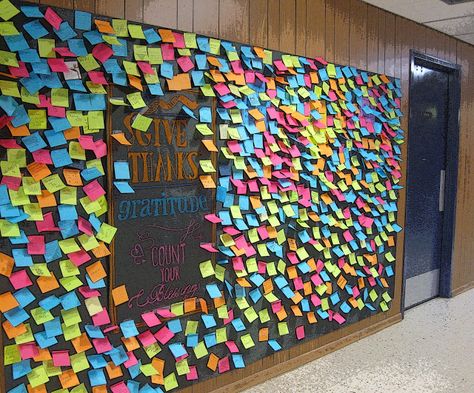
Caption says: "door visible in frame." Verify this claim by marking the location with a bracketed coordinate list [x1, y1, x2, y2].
[404, 62, 449, 308]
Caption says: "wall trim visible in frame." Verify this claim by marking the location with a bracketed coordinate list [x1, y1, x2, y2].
[452, 281, 474, 297]
[210, 313, 402, 393]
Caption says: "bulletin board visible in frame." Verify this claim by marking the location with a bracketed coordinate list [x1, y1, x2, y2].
[0, 1, 404, 392]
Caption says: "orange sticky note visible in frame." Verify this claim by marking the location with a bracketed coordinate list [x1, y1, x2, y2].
[27, 383, 47, 393]
[37, 273, 60, 293]
[37, 190, 57, 208]
[92, 386, 108, 393]
[199, 175, 216, 189]
[122, 336, 140, 351]
[86, 261, 107, 282]
[64, 126, 80, 140]
[112, 285, 129, 305]
[0, 252, 14, 277]
[72, 332, 92, 353]
[207, 353, 219, 371]
[111, 132, 132, 145]
[167, 73, 191, 91]
[27, 162, 51, 181]
[7, 123, 30, 136]
[59, 369, 80, 389]
[106, 362, 123, 379]
[94, 19, 115, 34]
[158, 28, 175, 42]
[128, 74, 143, 91]
[63, 169, 83, 186]
[258, 327, 269, 342]
[91, 242, 111, 258]
[2, 320, 27, 339]
[0, 292, 19, 312]
[184, 297, 196, 313]
[201, 139, 218, 152]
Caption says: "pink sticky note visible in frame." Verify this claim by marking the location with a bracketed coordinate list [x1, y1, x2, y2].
[200, 243, 218, 253]
[88, 71, 108, 85]
[92, 43, 113, 63]
[52, 350, 70, 366]
[19, 343, 39, 359]
[110, 381, 130, 393]
[48, 106, 66, 118]
[155, 308, 175, 318]
[78, 286, 101, 298]
[224, 341, 239, 353]
[78, 217, 93, 236]
[172, 32, 185, 48]
[54, 47, 77, 57]
[123, 351, 138, 368]
[230, 60, 244, 74]
[44, 7, 62, 30]
[137, 331, 157, 347]
[83, 180, 106, 201]
[9, 270, 32, 289]
[78, 135, 95, 150]
[1, 176, 21, 190]
[296, 325, 305, 340]
[93, 338, 113, 354]
[27, 235, 45, 255]
[141, 311, 161, 327]
[186, 365, 199, 381]
[177, 56, 194, 72]
[48, 58, 69, 72]
[218, 356, 230, 373]
[154, 326, 174, 345]
[92, 307, 111, 326]
[8, 62, 29, 78]
[161, 43, 175, 61]
[93, 139, 107, 158]
[137, 61, 155, 75]
[36, 212, 59, 232]
[68, 249, 91, 266]
[204, 213, 221, 224]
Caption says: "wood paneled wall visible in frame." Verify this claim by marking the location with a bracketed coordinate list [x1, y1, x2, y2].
[27, 0, 474, 389]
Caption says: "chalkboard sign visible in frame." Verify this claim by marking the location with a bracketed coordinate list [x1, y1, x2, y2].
[107, 87, 216, 323]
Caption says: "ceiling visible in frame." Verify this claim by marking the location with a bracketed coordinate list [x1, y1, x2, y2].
[364, 0, 474, 45]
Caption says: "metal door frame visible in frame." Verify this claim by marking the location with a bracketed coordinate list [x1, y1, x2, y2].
[402, 51, 461, 312]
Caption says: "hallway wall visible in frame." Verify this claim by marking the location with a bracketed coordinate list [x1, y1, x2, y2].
[27, 0, 474, 390]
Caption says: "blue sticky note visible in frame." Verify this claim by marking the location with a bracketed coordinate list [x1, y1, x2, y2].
[75, 10, 92, 31]
[199, 107, 212, 123]
[39, 295, 61, 311]
[14, 288, 35, 308]
[34, 331, 58, 348]
[112, 38, 128, 57]
[268, 339, 282, 351]
[114, 182, 135, 194]
[167, 319, 182, 334]
[206, 283, 221, 298]
[10, 230, 28, 245]
[44, 240, 62, 263]
[51, 148, 72, 168]
[55, 21, 77, 41]
[58, 220, 79, 238]
[168, 343, 187, 358]
[112, 71, 127, 86]
[12, 360, 31, 379]
[160, 62, 174, 79]
[44, 317, 62, 337]
[60, 292, 81, 310]
[8, 384, 27, 393]
[49, 116, 71, 132]
[12, 248, 33, 267]
[66, 79, 87, 92]
[41, 73, 63, 88]
[21, 6, 44, 18]
[113, 161, 131, 180]
[73, 93, 106, 111]
[83, 30, 103, 45]
[81, 167, 103, 181]
[68, 39, 88, 56]
[103, 59, 122, 74]
[4, 34, 29, 52]
[88, 369, 106, 386]
[108, 346, 128, 366]
[144, 28, 161, 44]
[203, 332, 216, 348]
[45, 129, 67, 147]
[58, 205, 78, 221]
[148, 83, 163, 96]
[24, 20, 48, 39]
[87, 354, 107, 368]
[232, 354, 245, 368]
[22, 133, 47, 152]
[120, 320, 139, 338]
[4, 307, 30, 327]
[11, 105, 29, 127]
[201, 314, 216, 328]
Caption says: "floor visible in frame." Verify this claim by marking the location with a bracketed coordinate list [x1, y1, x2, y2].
[245, 289, 474, 393]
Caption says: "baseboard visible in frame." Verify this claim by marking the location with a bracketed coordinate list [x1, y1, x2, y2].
[213, 313, 402, 393]
[452, 281, 474, 297]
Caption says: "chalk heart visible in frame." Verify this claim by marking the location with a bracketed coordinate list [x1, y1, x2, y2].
[130, 243, 146, 264]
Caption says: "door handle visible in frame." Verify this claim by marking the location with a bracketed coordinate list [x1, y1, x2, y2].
[439, 169, 445, 212]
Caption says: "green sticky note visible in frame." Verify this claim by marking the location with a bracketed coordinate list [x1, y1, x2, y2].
[87, 110, 105, 129]
[51, 88, 69, 107]
[123, 60, 140, 76]
[127, 92, 146, 109]
[196, 123, 213, 136]
[148, 47, 163, 64]
[0, 79, 19, 96]
[193, 341, 208, 359]
[240, 333, 255, 349]
[31, 307, 54, 324]
[0, 21, 18, 35]
[38, 38, 56, 58]
[133, 44, 149, 61]
[61, 307, 82, 327]
[131, 113, 153, 132]
[8, 148, 26, 167]
[21, 87, 40, 104]
[42, 174, 66, 193]
[60, 259, 80, 277]
[59, 277, 83, 294]
[199, 259, 214, 278]
[140, 363, 158, 376]
[0, 0, 20, 21]
[176, 359, 190, 376]
[77, 54, 100, 71]
[78, 233, 99, 251]
[184, 32, 197, 48]
[278, 322, 289, 336]
[70, 351, 89, 373]
[28, 109, 47, 129]
[199, 159, 216, 173]
[164, 372, 179, 391]
[27, 365, 49, 388]
[96, 222, 117, 243]
[29, 263, 50, 277]
[0, 49, 17, 67]
[143, 342, 161, 358]
[58, 238, 80, 254]
[69, 141, 86, 161]
[102, 34, 121, 45]
[4, 344, 20, 365]
[128, 24, 145, 39]
[112, 19, 128, 37]
[0, 219, 20, 237]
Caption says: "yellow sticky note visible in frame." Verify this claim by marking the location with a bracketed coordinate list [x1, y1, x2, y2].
[96, 222, 117, 243]
[0, 80, 20, 97]
[164, 372, 179, 391]
[131, 113, 153, 132]
[38, 38, 56, 58]
[51, 88, 69, 107]
[0, 0, 20, 21]
[199, 159, 216, 173]
[0, 21, 18, 35]
[28, 109, 47, 129]
[199, 260, 215, 278]
[77, 54, 100, 71]
[28, 365, 50, 388]
[0, 49, 18, 67]
[127, 92, 146, 109]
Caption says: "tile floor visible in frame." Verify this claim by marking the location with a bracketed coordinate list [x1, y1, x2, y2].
[245, 289, 474, 393]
